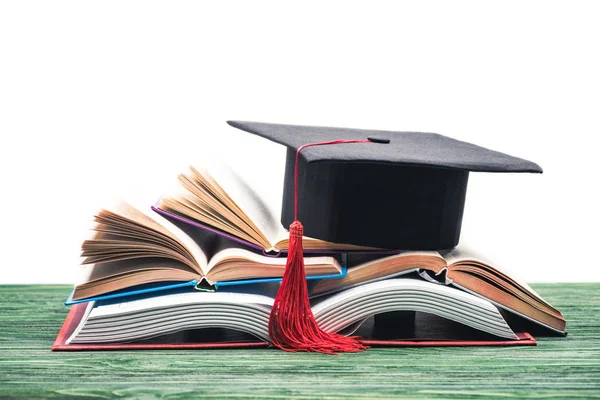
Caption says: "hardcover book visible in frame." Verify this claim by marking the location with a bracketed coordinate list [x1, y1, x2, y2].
[154, 165, 383, 253]
[310, 248, 567, 334]
[71, 201, 344, 303]
[54, 279, 537, 350]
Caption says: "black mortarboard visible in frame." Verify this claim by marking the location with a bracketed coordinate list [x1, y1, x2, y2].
[227, 121, 542, 251]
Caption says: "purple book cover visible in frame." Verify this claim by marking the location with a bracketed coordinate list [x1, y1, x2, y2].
[151, 205, 402, 257]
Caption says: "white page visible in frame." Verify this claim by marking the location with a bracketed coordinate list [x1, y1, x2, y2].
[88, 291, 273, 319]
[312, 279, 518, 339]
[69, 291, 275, 343]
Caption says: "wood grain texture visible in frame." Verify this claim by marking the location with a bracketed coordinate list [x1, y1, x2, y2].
[0, 284, 599, 399]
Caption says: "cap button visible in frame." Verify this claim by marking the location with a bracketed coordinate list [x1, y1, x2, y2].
[368, 136, 390, 144]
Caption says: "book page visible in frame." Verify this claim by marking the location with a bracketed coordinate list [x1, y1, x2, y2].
[311, 279, 518, 339]
[310, 251, 446, 296]
[72, 267, 200, 301]
[67, 291, 274, 344]
[66, 302, 95, 345]
[85, 200, 208, 275]
[207, 165, 281, 247]
[441, 246, 545, 304]
[205, 245, 340, 283]
[83, 259, 198, 282]
[159, 187, 268, 249]
[90, 291, 273, 317]
[273, 231, 382, 252]
[123, 200, 209, 274]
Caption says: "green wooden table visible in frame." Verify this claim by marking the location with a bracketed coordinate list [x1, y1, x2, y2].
[1, 284, 599, 399]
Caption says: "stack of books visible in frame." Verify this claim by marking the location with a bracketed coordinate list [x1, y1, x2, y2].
[53, 122, 566, 351]
[53, 168, 564, 351]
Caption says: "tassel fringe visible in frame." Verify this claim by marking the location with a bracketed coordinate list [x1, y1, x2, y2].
[268, 221, 368, 354]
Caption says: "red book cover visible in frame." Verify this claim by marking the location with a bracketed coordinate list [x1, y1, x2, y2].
[52, 304, 536, 351]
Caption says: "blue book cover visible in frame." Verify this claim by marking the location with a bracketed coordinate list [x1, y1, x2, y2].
[65, 267, 347, 305]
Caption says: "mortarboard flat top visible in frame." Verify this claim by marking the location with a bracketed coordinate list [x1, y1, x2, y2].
[227, 121, 543, 250]
[227, 121, 542, 174]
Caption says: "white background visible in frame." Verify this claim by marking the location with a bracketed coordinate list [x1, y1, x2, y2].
[1, 1, 598, 284]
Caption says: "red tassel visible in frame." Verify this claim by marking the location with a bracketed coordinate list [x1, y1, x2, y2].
[268, 220, 368, 354]
[268, 138, 372, 354]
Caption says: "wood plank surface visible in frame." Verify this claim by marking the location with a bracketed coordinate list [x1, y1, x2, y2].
[0, 284, 599, 399]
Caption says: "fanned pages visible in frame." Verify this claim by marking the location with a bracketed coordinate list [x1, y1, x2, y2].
[310, 250, 566, 334]
[74, 201, 341, 301]
[67, 279, 518, 344]
[156, 165, 377, 252]
[82, 201, 207, 274]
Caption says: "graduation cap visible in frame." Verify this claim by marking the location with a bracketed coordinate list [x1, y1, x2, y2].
[226, 120, 542, 354]
[227, 120, 542, 250]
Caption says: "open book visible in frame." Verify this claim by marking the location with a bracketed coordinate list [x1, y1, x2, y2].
[310, 249, 566, 334]
[155, 165, 378, 253]
[72, 201, 341, 302]
[65, 279, 519, 345]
